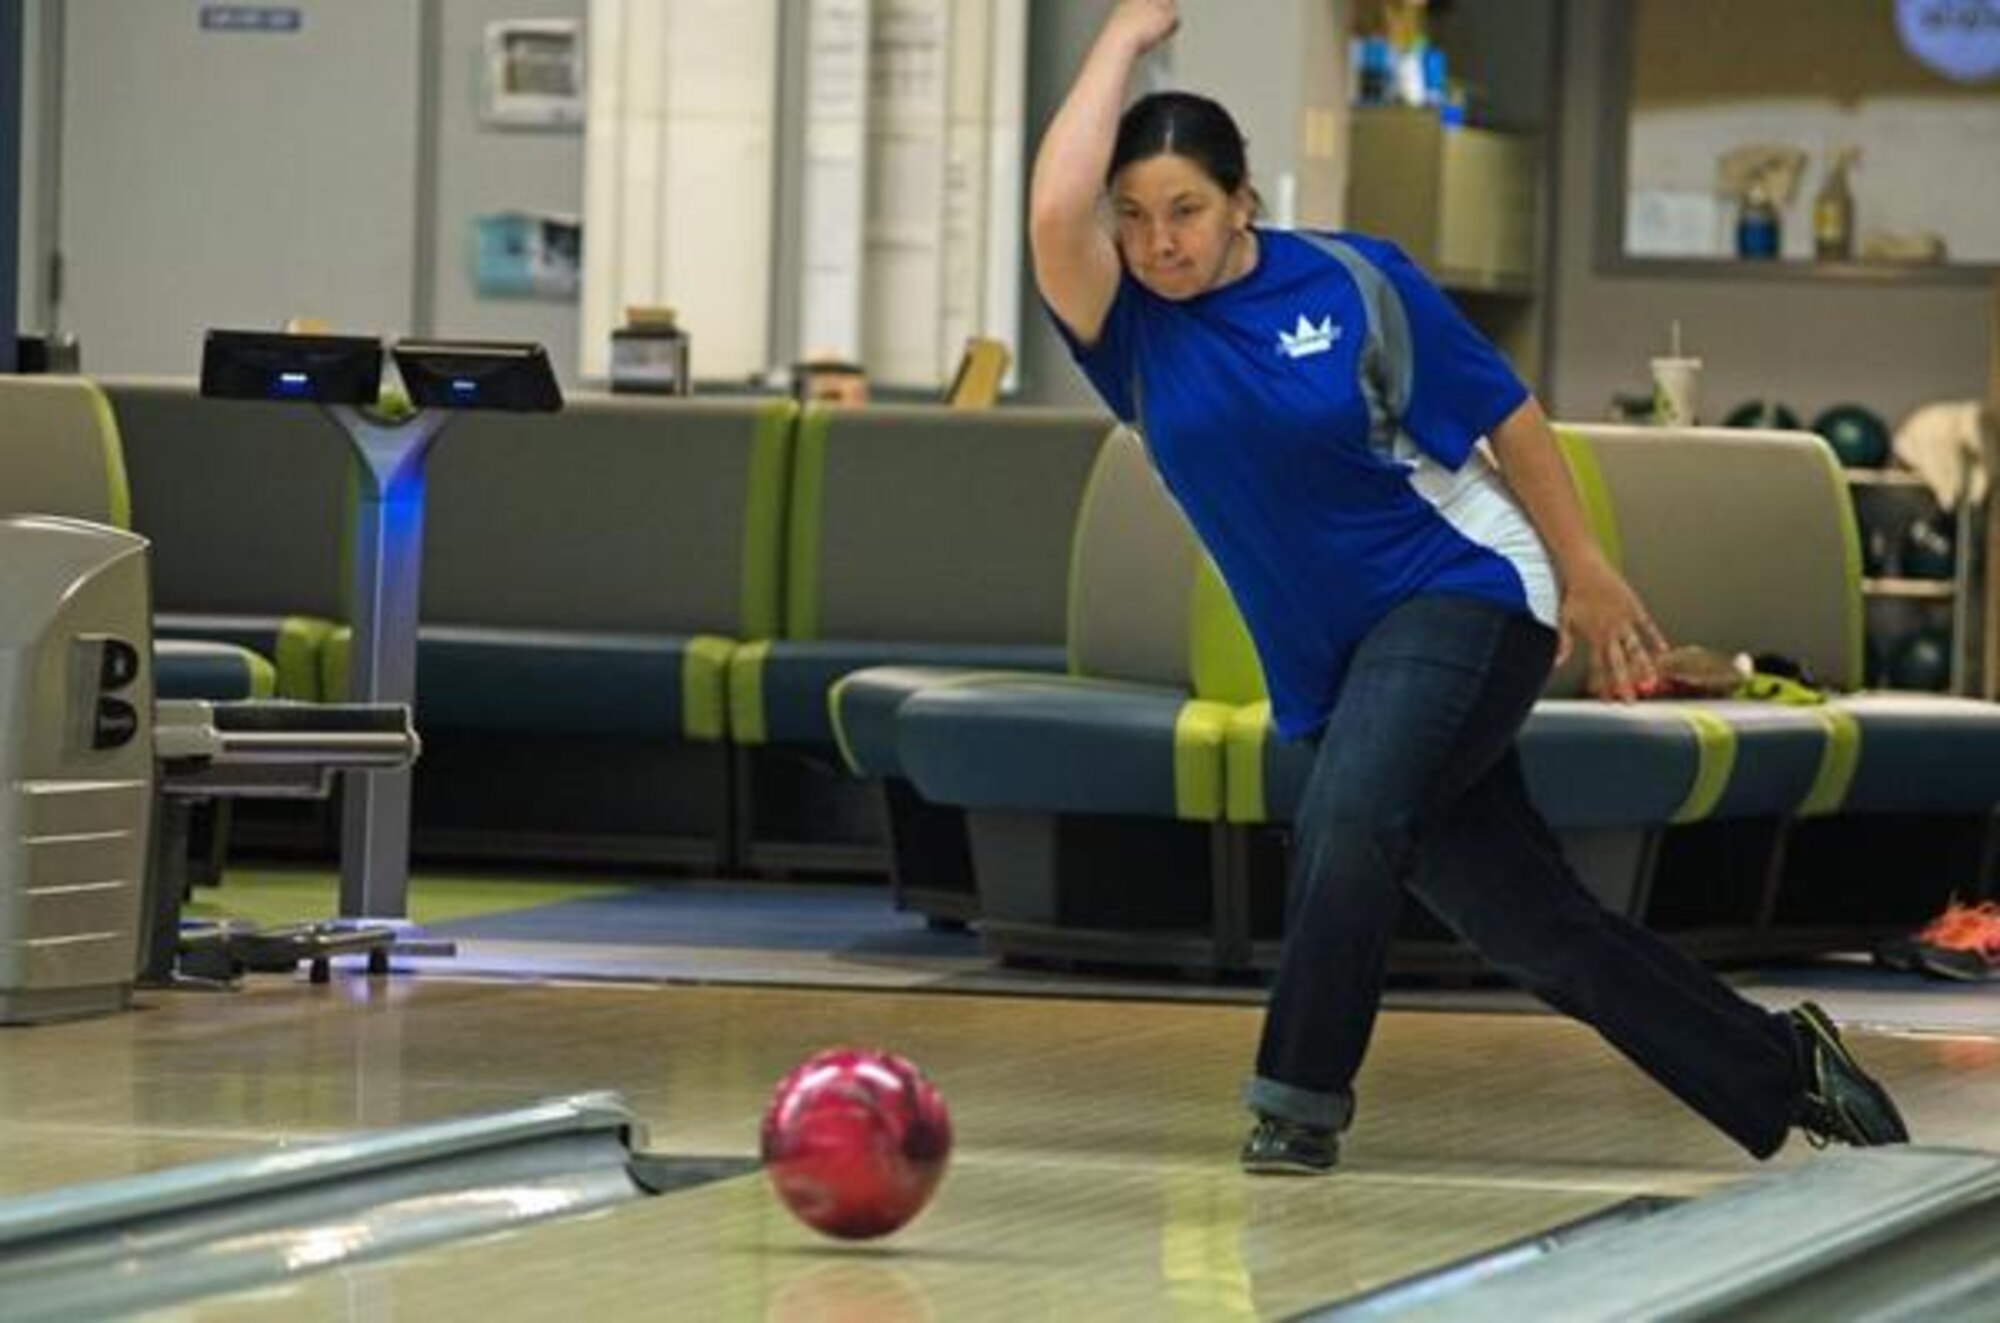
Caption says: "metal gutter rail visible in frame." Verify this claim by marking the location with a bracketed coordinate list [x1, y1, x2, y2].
[0, 1091, 738, 1320]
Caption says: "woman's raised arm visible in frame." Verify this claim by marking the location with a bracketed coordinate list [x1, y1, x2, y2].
[1027, 0, 1177, 345]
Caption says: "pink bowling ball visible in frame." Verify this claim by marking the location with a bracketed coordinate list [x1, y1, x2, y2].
[760, 1046, 953, 1240]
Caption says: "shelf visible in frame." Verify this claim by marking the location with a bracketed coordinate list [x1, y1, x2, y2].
[1598, 256, 2000, 288]
[1433, 268, 1536, 298]
[1843, 469, 1931, 490]
[1863, 578, 1957, 600]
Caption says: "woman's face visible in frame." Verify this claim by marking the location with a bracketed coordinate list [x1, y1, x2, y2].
[1110, 153, 1254, 301]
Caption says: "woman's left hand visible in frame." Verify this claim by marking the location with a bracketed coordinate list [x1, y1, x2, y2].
[1558, 554, 1669, 702]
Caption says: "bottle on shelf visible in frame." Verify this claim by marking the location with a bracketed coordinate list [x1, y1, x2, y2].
[610, 306, 691, 396]
[1736, 180, 1781, 260]
[1813, 148, 1857, 262]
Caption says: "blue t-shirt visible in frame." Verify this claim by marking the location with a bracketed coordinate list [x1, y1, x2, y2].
[1059, 228, 1556, 740]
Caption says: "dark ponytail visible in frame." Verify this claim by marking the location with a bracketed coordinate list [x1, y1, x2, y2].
[1108, 91, 1259, 214]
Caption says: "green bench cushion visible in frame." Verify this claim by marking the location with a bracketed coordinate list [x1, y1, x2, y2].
[1821, 693, 2000, 814]
[153, 639, 276, 702]
[323, 624, 732, 741]
[897, 676, 1231, 821]
[830, 664, 1063, 779]
[1227, 699, 1843, 829]
[733, 641, 1068, 747]
[154, 612, 335, 702]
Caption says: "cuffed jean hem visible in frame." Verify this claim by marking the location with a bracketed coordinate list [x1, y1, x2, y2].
[1245, 1075, 1355, 1131]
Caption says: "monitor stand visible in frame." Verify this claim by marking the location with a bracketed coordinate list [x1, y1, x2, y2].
[323, 405, 455, 948]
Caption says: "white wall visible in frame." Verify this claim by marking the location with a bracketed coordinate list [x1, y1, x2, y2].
[11, 0, 48, 337]
[580, 0, 780, 384]
[429, 0, 590, 386]
[26, 0, 592, 381]
[56, 0, 425, 376]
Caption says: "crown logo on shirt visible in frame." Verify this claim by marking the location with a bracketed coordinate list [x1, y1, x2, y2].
[1277, 314, 1341, 360]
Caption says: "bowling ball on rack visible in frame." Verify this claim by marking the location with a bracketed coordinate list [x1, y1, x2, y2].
[1887, 628, 1952, 692]
[1899, 516, 1956, 580]
[761, 1046, 952, 1240]
[1860, 521, 1895, 578]
[1812, 403, 1891, 468]
[1723, 399, 1803, 431]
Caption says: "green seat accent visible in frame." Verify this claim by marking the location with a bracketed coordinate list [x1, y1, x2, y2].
[1798, 706, 1861, 817]
[1669, 707, 1736, 824]
[275, 615, 337, 702]
[1813, 442, 1868, 691]
[1552, 425, 1621, 569]
[784, 408, 834, 641]
[247, 652, 277, 699]
[683, 635, 735, 742]
[1189, 558, 1264, 704]
[726, 640, 772, 743]
[1172, 700, 1235, 820]
[321, 626, 353, 703]
[741, 401, 795, 640]
[1224, 702, 1273, 824]
[89, 382, 132, 531]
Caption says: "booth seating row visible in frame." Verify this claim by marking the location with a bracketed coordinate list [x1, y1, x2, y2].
[92, 379, 1110, 874]
[36, 374, 2000, 969]
[834, 424, 2000, 972]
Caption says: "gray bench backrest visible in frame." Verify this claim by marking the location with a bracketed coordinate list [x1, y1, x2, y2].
[1067, 428, 1207, 689]
[422, 393, 792, 637]
[99, 377, 350, 619]
[0, 377, 128, 528]
[787, 404, 1110, 644]
[1556, 423, 1862, 696]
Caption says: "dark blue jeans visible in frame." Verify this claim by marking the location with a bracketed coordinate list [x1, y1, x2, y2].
[1245, 596, 1803, 1158]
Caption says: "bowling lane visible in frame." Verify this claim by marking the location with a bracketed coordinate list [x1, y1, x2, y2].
[3, 976, 1991, 1318]
[169, 1143, 1631, 1321]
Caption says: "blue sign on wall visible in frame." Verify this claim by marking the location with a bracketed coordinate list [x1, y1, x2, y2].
[1896, 0, 2000, 81]
[199, 6, 303, 35]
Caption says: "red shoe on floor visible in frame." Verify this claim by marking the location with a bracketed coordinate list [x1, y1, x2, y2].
[1914, 901, 2000, 983]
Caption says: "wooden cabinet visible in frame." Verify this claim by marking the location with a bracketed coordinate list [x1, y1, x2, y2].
[1343, 106, 1544, 381]
[1345, 107, 1540, 292]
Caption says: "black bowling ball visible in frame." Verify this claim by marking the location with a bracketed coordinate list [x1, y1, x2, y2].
[1900, 517, 1956, 580]
[1888, 629, 1952, 691]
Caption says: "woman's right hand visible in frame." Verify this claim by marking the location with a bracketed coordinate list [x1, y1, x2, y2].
[1104, 0, 1179, 57]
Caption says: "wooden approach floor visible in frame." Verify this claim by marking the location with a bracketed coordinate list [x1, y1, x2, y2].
[1, 974, 1996, 1320]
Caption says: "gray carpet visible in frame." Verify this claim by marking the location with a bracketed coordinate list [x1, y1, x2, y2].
[398, 880, 2000, 1036]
